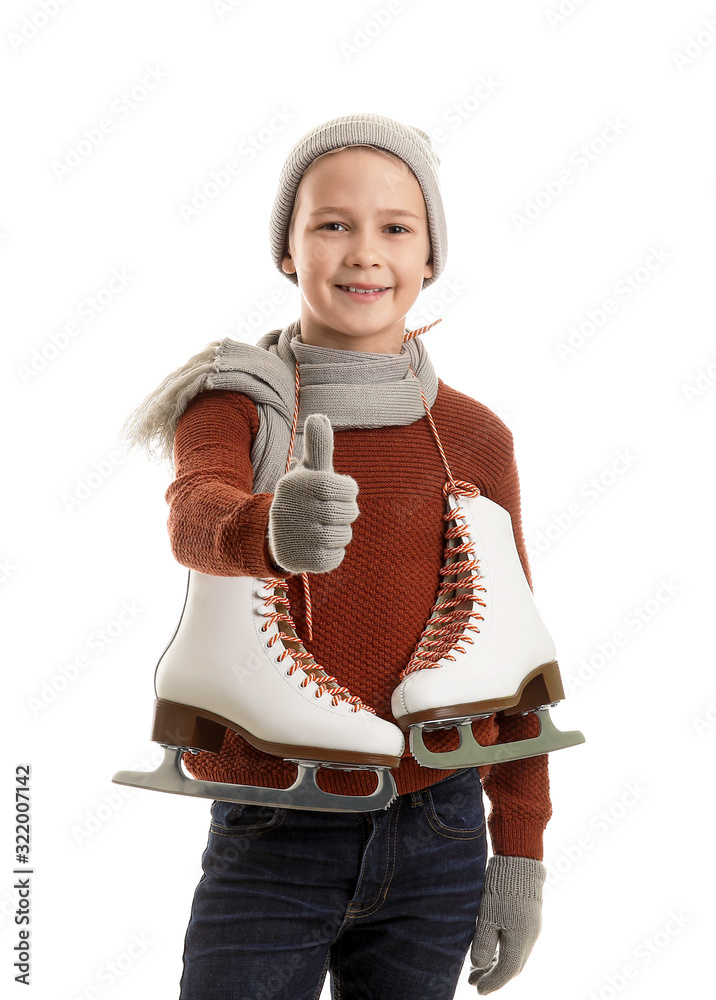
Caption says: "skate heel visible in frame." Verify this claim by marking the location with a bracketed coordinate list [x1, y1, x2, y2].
[115, 698, 402, 814]
[151, 698, 227, 753]
[502, 660, 565, 717]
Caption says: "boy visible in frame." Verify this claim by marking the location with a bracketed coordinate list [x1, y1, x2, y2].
[124, 113, 550, 997]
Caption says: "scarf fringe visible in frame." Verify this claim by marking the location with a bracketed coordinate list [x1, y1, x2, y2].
[120, 340, 223, 467]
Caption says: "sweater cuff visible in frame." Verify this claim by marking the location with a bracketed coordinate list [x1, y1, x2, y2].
[231, 493, 288, 579]
[489, 824, 545, 862]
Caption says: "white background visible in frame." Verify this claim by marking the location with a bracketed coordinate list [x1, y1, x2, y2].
[3, 0, 715, 997]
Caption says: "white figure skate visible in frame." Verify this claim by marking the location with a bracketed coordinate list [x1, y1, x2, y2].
[113, 569, 404, 812]
[391, 482, 585, 768]
[385, 339, 585, 770]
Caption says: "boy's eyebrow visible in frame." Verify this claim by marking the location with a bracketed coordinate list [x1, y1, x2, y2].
[307, 205, 422, 220]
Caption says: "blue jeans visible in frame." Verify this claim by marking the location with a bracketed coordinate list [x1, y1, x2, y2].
[179, 766, 487, 1000]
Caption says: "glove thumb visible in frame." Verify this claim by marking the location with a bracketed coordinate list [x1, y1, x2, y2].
[300, 413, 334, 473]
[470, 920, 499, 972]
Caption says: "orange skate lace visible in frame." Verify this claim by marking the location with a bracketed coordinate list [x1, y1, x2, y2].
[398, 477, 486, 678]
[261, 317, 483, 700]
[258, 584, 370, 711]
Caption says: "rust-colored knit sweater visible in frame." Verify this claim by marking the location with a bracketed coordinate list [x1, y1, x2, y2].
[164, 378, 552, 859]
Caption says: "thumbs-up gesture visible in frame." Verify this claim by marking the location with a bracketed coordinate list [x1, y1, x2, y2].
[267, 413, 360, 575]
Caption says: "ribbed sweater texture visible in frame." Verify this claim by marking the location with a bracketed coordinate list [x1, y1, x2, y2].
[164, 378, 552, 859]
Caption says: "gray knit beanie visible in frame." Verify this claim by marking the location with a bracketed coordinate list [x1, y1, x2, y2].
[269, 113, 446, 289]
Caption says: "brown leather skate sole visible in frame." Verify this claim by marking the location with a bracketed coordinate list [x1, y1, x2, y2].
[396, 660, 565, 731]
[151, 698, 403, 768]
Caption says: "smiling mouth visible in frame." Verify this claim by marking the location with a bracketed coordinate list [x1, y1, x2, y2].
[335, 285, 390, 295]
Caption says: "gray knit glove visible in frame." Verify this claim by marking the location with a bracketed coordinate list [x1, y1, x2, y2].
[469, 855, 546, 993]
[267, 413, 360, 575]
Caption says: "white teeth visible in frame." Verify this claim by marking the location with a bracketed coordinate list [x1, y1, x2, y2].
[340, 286, 386, 293]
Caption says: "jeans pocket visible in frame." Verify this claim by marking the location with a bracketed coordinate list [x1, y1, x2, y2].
[421, 768, 485, 840]
[209, 798, 287, 836]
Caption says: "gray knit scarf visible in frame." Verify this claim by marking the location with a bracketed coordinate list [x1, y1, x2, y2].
[122, 316, 440, 492]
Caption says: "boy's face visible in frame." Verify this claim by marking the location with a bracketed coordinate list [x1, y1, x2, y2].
[282, 147, 433, 352]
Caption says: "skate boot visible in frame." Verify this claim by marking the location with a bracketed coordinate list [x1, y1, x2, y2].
[384, 337, 585, 768]
[391, 482, 585, 768]
[113, 568, 404, 813]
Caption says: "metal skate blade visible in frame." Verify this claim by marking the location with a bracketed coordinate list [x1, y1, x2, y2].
[419, 714, 492, 731]
[113, 746, 399, 813]
[409, 708, 585, 768]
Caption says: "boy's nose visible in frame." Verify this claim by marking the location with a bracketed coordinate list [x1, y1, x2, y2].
[343, 242, 384, 266]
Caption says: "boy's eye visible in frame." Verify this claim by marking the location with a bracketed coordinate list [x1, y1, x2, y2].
[318, 223, 409, 233]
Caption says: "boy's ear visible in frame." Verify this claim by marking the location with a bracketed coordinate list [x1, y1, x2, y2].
[282, 251, 296, 276]
[424, 257, 434, 281]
